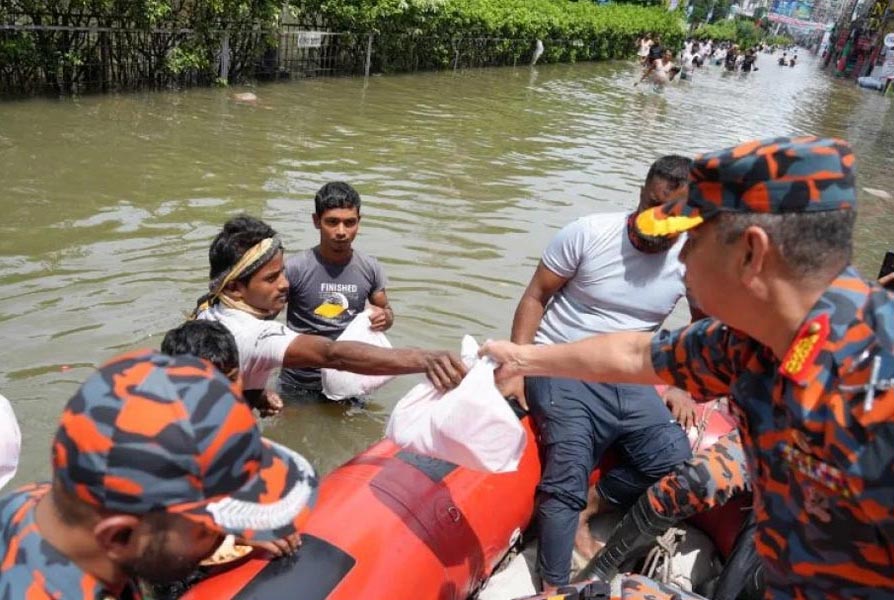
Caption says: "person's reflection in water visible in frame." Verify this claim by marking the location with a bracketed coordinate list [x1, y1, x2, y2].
[264, 399, 390, 477]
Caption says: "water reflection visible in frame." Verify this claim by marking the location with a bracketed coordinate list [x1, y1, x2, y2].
[261, 399, 391, 477]
[1, 52, 892, 487]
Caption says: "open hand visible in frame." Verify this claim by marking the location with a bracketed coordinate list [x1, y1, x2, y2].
[240, 532, 301, 558]
[423, 350, 467, 392]
[479, 340, 525, 383]
[367, 306, 392, 331]
[498, 375, 528, 411]
[663, 387, 697, 430]
[257, 390, 284, 418]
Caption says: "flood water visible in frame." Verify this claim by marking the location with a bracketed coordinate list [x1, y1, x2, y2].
[2, 51, 893, 488]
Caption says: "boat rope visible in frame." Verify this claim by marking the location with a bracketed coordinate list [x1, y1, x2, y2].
[642, 526, 686, 584]
[690, 397, 722, 452]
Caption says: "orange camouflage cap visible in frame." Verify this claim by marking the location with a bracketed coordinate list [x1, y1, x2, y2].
[635, 136, 856, 237]
[52, 349, 317, 541]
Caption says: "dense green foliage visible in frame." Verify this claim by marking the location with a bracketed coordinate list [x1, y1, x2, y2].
[0, 0, 285, 95]
[693, 18, 763, 48]
[2, 0, 687, 94]
[298, 0, 686, 69]
[686, 0, 733, 25]
[765, 34, 794, 47]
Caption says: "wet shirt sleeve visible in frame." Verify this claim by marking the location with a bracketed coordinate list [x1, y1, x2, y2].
[541, 218, 587, 278]
[284, 252, 303, 290]
[650, 318, 743, 400]
[370, 255, 388, 294]
[240, 319, 298, 391]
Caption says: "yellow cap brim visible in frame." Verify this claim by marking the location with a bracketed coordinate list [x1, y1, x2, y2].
[635, 200, 705, 237]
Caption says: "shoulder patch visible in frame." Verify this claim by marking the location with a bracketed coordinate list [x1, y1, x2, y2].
[780, 313, 830, 384]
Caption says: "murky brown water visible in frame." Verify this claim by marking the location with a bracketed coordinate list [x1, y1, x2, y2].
[2, 52, 893, 488]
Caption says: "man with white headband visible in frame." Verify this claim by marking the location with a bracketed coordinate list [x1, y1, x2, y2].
[193, 215, 466, 414]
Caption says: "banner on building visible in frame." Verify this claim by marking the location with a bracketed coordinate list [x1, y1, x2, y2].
[769, 0, 816, 19]
[881, 48, 894, 78]
[767, 12, 828, 29]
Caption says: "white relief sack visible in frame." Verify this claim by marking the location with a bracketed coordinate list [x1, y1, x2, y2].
[321, 310, 396, 401]
[0, 393, 21, 491]
[385, 336, 526, 473]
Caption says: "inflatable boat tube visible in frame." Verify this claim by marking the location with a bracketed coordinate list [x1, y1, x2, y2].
[184, 411, 541, 600]
[186, 399, 743, 599]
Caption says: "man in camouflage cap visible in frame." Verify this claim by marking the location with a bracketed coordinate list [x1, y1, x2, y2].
[0, 350, 317, 599]
[483, 136, 894, 599]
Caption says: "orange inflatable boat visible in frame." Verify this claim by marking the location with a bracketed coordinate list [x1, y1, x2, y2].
[185, 411, 542, 600]
[185, 401, 743, 600]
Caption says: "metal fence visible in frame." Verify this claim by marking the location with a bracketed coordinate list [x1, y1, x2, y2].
[275, 28, 567, 77]
[275, 29, 369, 78]
[2, 25, 208, 95]
[0, 11, 271, 97]
[1, 16, 585, 97]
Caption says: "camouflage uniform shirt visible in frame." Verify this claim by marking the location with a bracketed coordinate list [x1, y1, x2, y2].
[651, 266, 894, 599]
[0, 483, 143, 600]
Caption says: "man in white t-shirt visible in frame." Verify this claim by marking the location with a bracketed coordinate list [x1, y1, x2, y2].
[193, 215, 465, 414]
[502, 156, 697, 593]
[681, 47, 696, 80]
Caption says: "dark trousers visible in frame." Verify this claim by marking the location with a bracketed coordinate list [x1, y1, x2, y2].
[526, 376, 692, 587]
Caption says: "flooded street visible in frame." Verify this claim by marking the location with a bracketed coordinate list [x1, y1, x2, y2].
[1, 51, 893, 487]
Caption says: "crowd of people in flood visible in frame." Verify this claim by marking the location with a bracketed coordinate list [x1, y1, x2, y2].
[777, 50, 799, 67]
[0, 81, 893, 600]
[636, 34, 799, 91]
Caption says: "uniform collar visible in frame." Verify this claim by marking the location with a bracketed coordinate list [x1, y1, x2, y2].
[16, 484, 143, 600]
[778, 266, 868, 386]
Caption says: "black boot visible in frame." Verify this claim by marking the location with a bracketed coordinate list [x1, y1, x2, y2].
[711, 511, 764, 600]
[574, 494, 677, 583]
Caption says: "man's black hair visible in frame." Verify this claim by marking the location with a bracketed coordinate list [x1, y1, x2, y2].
[646, 155, 693, 190]
[314, 181, 361, 216]
[207, 214, 278, 283]
[161, 320, 239, 378]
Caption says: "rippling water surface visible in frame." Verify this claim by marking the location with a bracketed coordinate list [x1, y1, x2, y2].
[2, 52, 893, 486]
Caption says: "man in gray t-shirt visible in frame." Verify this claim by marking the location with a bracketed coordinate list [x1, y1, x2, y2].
[279, 182, 393, 395]
[506, 156, 696, 593]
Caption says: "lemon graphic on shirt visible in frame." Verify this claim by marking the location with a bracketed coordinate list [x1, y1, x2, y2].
[314, 292, 349, 319]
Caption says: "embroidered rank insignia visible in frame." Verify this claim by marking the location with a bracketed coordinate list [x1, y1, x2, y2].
[780, 313, 830, 384]
[781, 445, 853, 499]
[791, 430, 812, 454]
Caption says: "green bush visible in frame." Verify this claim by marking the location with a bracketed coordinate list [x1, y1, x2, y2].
[2, 0, 687, 94]
[302, 0, 686, 64]
[694, 18, 761, 48]
[693, 20, 737, 42]
[0, 0, 286, 95]
[766, 34, 793, 46]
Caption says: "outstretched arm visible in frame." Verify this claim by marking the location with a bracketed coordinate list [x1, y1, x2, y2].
[481, 331, 661, 385]
[284, 334, 465, 391]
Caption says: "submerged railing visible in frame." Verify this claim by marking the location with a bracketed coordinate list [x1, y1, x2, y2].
[0, 14, 606, 97]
